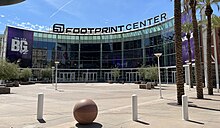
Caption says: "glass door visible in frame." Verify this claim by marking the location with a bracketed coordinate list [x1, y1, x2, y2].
[82, 72, 97, 82]
[172, 71, 176, 83]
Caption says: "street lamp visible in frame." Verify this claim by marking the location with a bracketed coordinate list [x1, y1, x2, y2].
[0, 0, 25, 6]
[55, 61, 59, 90]
[51, 66, 55, 86]
[154, 53, 162, 99]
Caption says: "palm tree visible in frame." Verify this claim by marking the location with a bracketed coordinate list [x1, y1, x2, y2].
[182, 22, 193, 88]
[189, 0, 204, 99]
[174, 0, 185, 105]
[212, 15, 220, 42]
[197, 0, 220, 95]
[212, 15, 220, 92]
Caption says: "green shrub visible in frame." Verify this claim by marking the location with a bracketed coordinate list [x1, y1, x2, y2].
[0, 60, 19, 81]
[148, 65, 158, 82]
[20, 68, 32, 82]
[112, 68, 120, 81]
[138, 65, 158, 82]
[41, 68, 52, 79]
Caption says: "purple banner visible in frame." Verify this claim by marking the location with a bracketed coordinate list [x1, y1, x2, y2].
[181, 11, 195, 64]
[6, 27, 33, 67]
[182, 36, 195, 63]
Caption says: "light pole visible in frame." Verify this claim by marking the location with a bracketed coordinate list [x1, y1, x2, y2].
[51, 66, 55, 86]
[154, 53, 162, 99]
[55, 61, 59, 90]
[0, 0, 25, 6]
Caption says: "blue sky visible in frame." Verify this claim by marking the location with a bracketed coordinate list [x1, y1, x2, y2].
[0, 0, 219, 33]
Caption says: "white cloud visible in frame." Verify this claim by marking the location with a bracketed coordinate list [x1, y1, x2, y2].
[14, 17, 20, 21]
[104, 19, 110, 24]
[0, 15, 5, 18]
[7, 20, 50, 32]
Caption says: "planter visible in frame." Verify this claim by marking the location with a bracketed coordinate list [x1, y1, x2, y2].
[20, 81, 35, 85]
[108, 80, 113, 84]
[14, 81, 19, 87]
[139, 84, 146, 89]
[6, 83, 14, 87]
[0, 87, 10, 94]
[139, 84, 151, 89]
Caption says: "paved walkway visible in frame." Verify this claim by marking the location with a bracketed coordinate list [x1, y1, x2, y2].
[0, 83, 220, 128]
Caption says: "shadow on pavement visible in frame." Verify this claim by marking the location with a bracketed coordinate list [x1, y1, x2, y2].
[204, 93, 220, 96]
[164, 98, 194, 103]
[167, 102, 181, 107]
[189, 97, 220, 102]
[167, 102, 220, 111]
[188, 120, 204, 125]
[135, 120, 150, 125]
[153, 87, 166, 90]
[37, 119, 46, 123]
[75, 122, 102, 128]
[167, 101, 193, 107]
[189, 104, 220, 112]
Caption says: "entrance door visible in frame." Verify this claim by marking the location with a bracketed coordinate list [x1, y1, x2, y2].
[172, 71, 176, 83]
[126, 72, 140, 82]
[59, 72, 75, 82]
[82, 72, 97, 82]
[104, 72, 112, 81]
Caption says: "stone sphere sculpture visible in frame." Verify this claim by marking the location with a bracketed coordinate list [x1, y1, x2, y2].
[73, 99, 98, 124]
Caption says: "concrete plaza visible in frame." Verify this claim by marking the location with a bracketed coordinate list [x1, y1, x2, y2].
[0, 83, 220, 128]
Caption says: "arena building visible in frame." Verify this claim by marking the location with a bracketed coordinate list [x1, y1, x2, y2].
[0, 14, 219, 84]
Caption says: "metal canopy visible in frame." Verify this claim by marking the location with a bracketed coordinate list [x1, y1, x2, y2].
[0, 0, 25, 6]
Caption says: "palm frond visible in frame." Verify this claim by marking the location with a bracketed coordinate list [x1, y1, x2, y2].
[182, 22, 193, 33]
[212, 15, 220, 27]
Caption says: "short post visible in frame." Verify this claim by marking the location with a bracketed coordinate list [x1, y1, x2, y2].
[55, 61, 59, 90]
[132, 94, 138, 121]
[182, 95, 188, 121]
[188, 64, 191, 91]
[217, 84, 219, 93]
[37, 93, 44, 120]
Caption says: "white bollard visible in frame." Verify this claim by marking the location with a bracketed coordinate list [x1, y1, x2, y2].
[132, 94, 138, 121]
[217, 84, 219, 93]
[37, 93, 44, 120]
[182, 95, 189, 121]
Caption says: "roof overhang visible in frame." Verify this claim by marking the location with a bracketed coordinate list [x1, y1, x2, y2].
[0, 0, 25, 6]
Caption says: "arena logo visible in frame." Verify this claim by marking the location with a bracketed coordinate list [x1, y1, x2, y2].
[53, 12, 167, 34]
[11, 37, 29, 54]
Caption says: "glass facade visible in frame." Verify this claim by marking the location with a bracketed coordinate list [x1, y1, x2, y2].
[3, 18, 183, 83]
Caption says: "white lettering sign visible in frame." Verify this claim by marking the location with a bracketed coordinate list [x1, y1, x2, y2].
[11, 38, 28, 54]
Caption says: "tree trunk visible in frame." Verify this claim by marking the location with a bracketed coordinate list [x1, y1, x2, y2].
[174, 0, 184, 105]
[187, 33, 193, 88]
[205, 4, 213, 95]
[190, 0, 203, 99]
